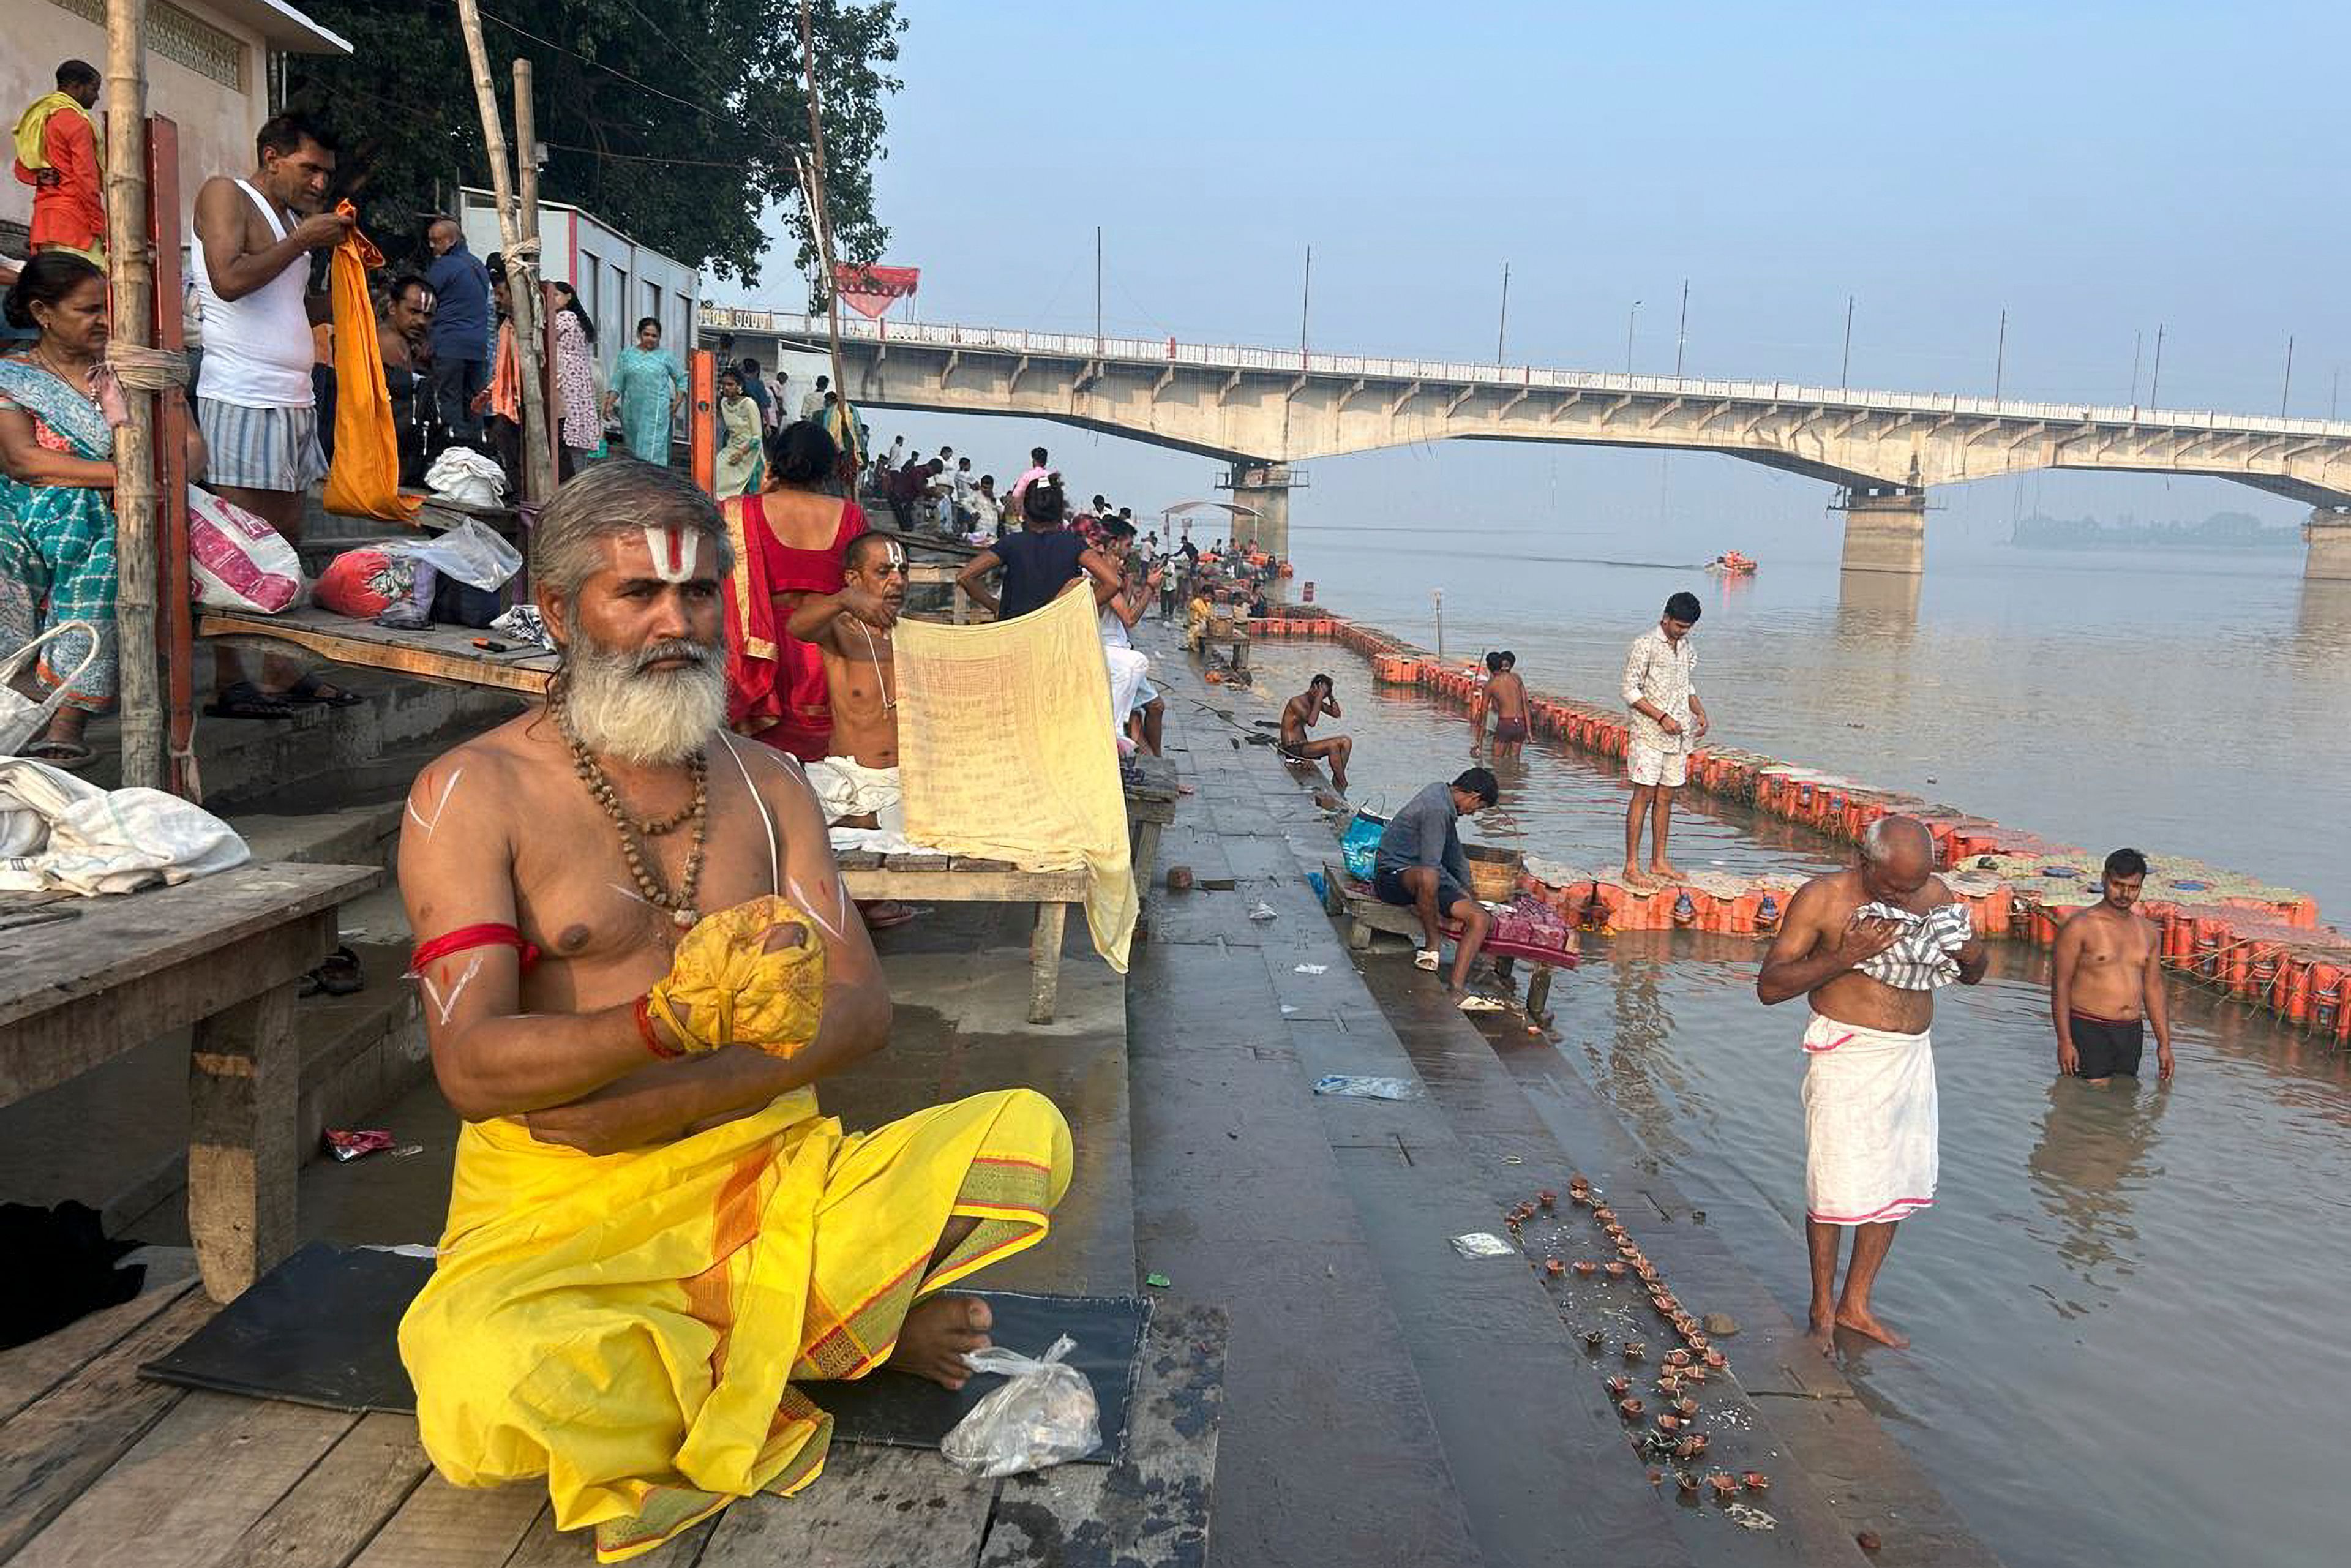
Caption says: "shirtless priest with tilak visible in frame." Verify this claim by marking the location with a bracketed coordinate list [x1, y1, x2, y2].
[786, 531, 908, 832]
[1757, 816, 1986, 1353]
[392, 462, 1070, 1559]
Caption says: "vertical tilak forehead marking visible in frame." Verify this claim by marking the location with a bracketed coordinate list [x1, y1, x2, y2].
[642, 525, 694, 583]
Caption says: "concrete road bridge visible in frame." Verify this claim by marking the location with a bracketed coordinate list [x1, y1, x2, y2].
[704, 307, 2351, 577]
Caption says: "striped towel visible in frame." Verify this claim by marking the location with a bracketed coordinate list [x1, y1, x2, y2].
[1853, 901, 1973, 991]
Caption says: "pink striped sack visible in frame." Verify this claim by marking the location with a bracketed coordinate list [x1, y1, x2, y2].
[187, 485, 303, 613]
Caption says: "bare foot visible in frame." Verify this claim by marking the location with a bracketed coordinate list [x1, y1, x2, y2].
[887, 1294, 994, 1389]
[1621, 865, 1658, 892]
[1331, 771, 1349, 794]
[1834, 1305, 1908, 1349]
[1805, 1315, 1837, 1357]
[1649, 860, 1689, 882]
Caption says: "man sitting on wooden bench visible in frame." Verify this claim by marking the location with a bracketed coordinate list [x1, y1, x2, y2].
[392, 463, 1073, 1561]
[1376, 765, 1502, 1011]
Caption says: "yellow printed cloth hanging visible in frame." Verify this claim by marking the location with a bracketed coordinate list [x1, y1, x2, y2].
[893, 587, 1138, 972]
[321, 203, 419, 522]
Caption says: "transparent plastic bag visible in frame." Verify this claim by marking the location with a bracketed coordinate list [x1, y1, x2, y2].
[938, 1334, 1101, 1477]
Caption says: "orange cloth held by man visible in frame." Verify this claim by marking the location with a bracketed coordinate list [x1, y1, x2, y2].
[322, 203, 419, 523]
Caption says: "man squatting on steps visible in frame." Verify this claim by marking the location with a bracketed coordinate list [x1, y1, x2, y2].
[1755, 815, 1986, 1353]
[392, 462, 1071, 1561]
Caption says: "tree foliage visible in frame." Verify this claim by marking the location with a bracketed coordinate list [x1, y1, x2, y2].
[287, 0, 901, 288]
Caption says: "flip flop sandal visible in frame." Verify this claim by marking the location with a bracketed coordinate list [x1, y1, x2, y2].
[1415, 948, 1442, 971]
[17, 738, 96, 771]
[284, 674, 366, 708]
[1458, 994, 1508, 1013]
[205, 681, 298, 721]
[303, 945, 367, 998]
[859, 901, 921, 931]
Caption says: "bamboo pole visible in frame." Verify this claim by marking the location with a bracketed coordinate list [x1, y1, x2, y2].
[514, 58, 558, 490]
[453, 0, 555, 505]
[104, 0, 164, 790]
[795, 0, 851, 448]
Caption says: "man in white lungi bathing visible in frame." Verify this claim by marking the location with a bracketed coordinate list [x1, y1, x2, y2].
[1757, 816, 1986, 1352]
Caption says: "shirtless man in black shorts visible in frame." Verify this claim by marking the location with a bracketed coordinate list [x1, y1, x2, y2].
[2050, 847, 2175, 1085]
[1279, 673, 1352, 793]
[1476, 651, 1530, 760]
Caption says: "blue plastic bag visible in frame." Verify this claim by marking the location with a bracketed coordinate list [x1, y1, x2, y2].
[1340, 809, 1385, 882]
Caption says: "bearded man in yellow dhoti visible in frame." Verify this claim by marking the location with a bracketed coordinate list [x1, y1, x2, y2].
[394, 459, 1071, 1562]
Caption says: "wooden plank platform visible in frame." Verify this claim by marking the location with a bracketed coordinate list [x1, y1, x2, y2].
[0, 1277, 1224, 1568]
[196, 607, 557, 696]
[1319, 861, 1576, 1023]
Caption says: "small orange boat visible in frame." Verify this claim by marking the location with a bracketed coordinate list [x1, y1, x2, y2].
[1706, 551, 1757, 576]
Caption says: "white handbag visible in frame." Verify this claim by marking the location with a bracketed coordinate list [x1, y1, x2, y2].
[0, 620, 99, 756]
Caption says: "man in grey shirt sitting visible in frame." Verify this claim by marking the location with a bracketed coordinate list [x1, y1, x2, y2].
[1373, 767, 1503, 1010]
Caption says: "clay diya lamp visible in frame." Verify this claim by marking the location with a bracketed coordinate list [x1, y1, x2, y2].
[1646, 1469, 1664, 1487]
[1618, 1397, 1645, 1421]
[1582, 1329, 1605, 1352]
[1654, 1370, 1683, 1394]
[1591, 1205, 1616, 1223]
[1687, 1333, 1711, 1353]
[1618, 1242, 1643, 1261]
[1543, 1258, 1565, 1278]
[1704, 1348, 1728, 1370]
[1707, 1472, 1739, 1502]
[1675, 1315, 1703, 1340]
[1676, 1471, 1701, 1498]
[1622, 1341, 1646, 1364]
[1572, 1259, 1599, 1278]
[1674, 1435, 1709, 1461]
[1665, 1348, 1693, 1368]
[1633, 1261, 1660, 1283]
[1673, 1397, 1698, 1419]
[1742, 1472, 1771, 1494]
[1605, 1373, 1632, 1397]
[1537, 1189, 1558, 1210]
[1602, 1221, 1628, 1240]
[1603, 1261, 1629, 1281]
[1682, 1364, 1708, 1384]
[1655, 1412, 1682, 1433]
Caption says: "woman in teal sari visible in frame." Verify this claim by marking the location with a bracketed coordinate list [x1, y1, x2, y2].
[0, 253, 205, 768]
[604, 316, 685, 467]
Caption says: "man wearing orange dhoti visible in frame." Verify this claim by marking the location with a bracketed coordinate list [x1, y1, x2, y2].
[394, 461, 1071, 1561]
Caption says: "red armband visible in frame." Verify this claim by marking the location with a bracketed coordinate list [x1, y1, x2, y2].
[634, 993, 685, 1059]
[407, 922, 541, 978]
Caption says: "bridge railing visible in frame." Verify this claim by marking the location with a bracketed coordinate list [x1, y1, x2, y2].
[700, 306, 2351, 440]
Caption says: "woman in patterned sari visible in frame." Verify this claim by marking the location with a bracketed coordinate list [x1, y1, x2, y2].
[0, 252, 206, 768]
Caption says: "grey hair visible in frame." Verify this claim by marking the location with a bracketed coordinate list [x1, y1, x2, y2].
[1860, 814, 1930, 866]
[530, 460, 733, 602]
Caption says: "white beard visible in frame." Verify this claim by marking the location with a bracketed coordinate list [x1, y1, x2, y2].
[560, 636, 727, 765]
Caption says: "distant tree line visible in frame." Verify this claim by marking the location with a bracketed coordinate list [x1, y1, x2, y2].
[2010, 510, 2300, 550]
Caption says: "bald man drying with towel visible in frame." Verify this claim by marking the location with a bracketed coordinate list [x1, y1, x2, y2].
[1757, 816, 1987, 1354]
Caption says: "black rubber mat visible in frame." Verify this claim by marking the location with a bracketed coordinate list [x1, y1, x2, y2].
[140, 1242, 1146, 1463]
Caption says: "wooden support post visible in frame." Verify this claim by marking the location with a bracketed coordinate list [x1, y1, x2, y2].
[187, 978, 300, 1300]
[515, 58, 560, 490]
[104, 0, 163, 790]
[455, 0, 554, 506]
[1027, 901, 1067, 1024]
[147, 116, 198, 798]
[689, 350, 716, 496]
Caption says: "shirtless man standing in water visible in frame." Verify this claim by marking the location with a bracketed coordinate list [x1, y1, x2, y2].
[1758, 817, 1987, 1352]
[1279, 673, 1352, 793]
[1475, 651, 1530, 760]
[2050, 847, 2175, 1085]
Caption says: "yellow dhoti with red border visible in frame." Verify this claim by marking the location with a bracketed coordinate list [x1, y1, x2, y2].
[397, 1086, 1071, 1561]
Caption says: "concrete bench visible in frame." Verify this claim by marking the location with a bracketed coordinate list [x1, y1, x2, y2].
[0, 861, 383, 1302]
[1319, 861, 1578, 1024]
[838, 853, 1089, 1024]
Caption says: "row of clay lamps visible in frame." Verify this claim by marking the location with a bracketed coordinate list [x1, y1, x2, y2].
[1505, 1173, 1768, 1504]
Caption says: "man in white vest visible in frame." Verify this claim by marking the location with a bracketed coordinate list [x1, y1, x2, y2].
[190, 110, 358, 718]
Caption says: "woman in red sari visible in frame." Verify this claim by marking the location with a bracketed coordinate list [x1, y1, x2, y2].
[721, 419, 869, 759]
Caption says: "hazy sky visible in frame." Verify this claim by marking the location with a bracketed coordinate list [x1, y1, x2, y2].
[713, 2, 2349, 563]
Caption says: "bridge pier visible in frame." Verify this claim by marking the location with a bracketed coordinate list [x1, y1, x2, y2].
[1835, 485, 1927, 575]
[2304, 506, 2351, 580]
[1224, 460, 1293, 566]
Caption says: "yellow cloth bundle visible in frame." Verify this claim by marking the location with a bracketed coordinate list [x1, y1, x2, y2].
[10, 91, 85, 173]
[892, 587, 1137, 972]
[643, 896, 827, 1055]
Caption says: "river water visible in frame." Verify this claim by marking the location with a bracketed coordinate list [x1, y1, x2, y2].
[1228, 629, 2351, 1568]
[1275, 537, 2351, 917]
